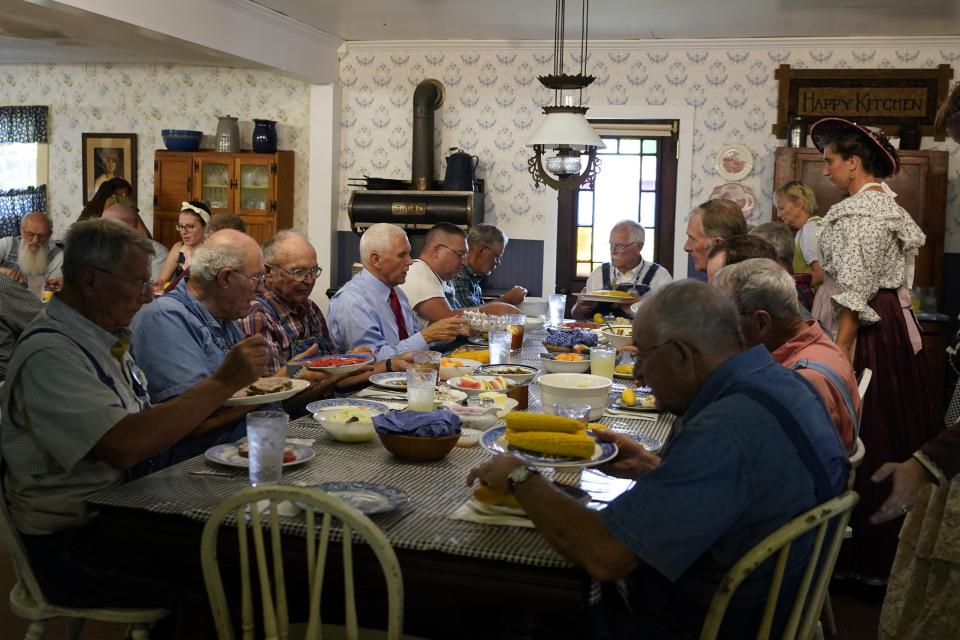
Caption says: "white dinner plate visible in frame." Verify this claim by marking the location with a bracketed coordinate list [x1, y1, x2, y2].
[224, 378, 310, 406]
[480, 426, 618, 468]
[574, 292, 636, 303]
[205, 441, 316, 468]
[369, 372, 407, 391]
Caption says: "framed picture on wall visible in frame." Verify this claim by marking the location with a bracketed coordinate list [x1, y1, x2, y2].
[81, 133, 137, 204]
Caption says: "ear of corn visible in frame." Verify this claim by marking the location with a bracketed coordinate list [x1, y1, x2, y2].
[505, 412, 585, 433]
[473, 485, 522, 509]
[506, 429, 596, 458]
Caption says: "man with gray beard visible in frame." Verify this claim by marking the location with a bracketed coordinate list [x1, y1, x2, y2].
[0, 212, 63, 287]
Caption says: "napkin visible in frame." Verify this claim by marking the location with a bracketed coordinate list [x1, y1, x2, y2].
[449, 501, 535, 528]
[373, 410, 462, 437]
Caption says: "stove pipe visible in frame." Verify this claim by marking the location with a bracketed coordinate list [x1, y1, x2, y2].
[412, 79, 444, 191]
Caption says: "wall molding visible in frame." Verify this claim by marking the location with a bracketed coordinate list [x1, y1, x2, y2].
[343, 35, 960, 53]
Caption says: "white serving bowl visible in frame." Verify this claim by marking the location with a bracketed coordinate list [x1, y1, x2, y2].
[438, 358, 482, 381]
[473, 363, 539, 386]
[601, 326, 633, 349]
[441, 398, 519, 429]
[538, 353, 590, 374]
[524, 315, 546, 331]
[313, 407, 383, 442]
[447, 375, 516, 397]
[538, 373, 612, 420]
[519, 297, 548, 317]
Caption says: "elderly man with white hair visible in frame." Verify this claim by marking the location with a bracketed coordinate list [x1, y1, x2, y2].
[469, 279, 849, 638]
[572, 219, 671, 320]
[713, 258, 860, 452]
[101, 195, 169, 280]
[329, 223, 469, 361]
[131, 230, 338, 469]
[0, 211, 63, 286]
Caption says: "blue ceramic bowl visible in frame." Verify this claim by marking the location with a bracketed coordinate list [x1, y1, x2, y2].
[161, 129, 203, 151]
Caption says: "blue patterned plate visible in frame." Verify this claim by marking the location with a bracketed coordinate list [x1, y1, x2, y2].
[205, 442, 316, 468]
[369, 372, 408, 391]
[305, 398, 389, 414]
[480, 426, 618, 468]
[309, 481, 410, 515]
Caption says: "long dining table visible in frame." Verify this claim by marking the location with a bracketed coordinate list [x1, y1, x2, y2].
[85, 327, 676, 639]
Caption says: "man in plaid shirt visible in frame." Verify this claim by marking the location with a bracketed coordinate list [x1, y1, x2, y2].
[238, 231, 412, 401]
[446, 224, 527, 309]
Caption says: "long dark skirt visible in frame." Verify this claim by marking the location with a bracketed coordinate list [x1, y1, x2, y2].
[848, 289, 942, 581]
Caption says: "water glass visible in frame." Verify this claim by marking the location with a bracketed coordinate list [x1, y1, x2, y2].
[406, 368, 438, 411]
[552, 403, 591, 426]
[548, 294, 567, 327]
[247, 411, 288, 486]
[590, 345, 616, 380]
[488, 330, 512, 364]
[412, 350, 442, 374]
[27, 275, 45, 300]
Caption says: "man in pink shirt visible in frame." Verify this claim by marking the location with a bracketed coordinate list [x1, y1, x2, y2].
[714, 258, 859, 452]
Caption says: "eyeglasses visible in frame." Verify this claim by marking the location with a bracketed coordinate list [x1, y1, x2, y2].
[93, 268, 152, 297]
[231, 269, 267, 288]
[632, 339, 677, 365]
[176, 223, 199, 232]
[438, 244, 469, 260]
[610, 242, 640, 253]
[483, 245, 504, 266]
[269, 264, 322, 281]
[23, 231, 52, 243]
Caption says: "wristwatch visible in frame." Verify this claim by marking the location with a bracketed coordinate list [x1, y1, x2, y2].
[507, 465, 540, 492]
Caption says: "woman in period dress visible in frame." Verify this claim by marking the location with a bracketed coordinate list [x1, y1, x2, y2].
[154, 201, 209, 293]
[808, 117, 941, 585]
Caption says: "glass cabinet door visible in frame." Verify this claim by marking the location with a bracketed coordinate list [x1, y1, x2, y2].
[199, 161, 231, 211]
[237, 161, 271, 212]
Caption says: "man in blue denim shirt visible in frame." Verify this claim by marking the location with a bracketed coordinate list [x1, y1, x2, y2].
[132, 230, 337, 467]
[468, 280, 849, 638]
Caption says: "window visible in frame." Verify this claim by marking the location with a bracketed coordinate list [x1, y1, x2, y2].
[575, 135, 660, 278]
[0, 142, 46, 191]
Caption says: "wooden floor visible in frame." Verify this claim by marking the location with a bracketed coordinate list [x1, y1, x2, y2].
[0, 538, 883, 639]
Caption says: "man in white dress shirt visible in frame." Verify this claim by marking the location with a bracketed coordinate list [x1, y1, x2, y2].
[572, 220, 672, 320]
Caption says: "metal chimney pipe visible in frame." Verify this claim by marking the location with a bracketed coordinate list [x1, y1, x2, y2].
[411, 79, 444, 191]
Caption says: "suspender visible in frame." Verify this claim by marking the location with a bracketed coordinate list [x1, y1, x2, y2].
[601, 261, 660, 295]
[18, 328, 148, 411]
[789, 359, 860, 452]
[732, 384, 841, 503]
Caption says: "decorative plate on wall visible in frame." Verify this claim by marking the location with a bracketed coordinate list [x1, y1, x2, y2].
[715, 144, 754, 181]
[709, 182, 758, 223]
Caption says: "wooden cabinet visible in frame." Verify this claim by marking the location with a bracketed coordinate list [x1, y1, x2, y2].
[774, 147, 948, 292]
[152, 150, 294, 247]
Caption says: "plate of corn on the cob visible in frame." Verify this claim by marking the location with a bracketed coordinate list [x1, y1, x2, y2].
[480, 412, 618, 467]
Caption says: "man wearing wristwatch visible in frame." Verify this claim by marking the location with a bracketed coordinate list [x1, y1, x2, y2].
[467, 280, 848, 639]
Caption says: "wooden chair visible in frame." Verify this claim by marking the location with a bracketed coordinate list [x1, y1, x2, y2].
[700, 490, 859, 640]
[0, 492, 169, 639]
[200, 484, 407, 640]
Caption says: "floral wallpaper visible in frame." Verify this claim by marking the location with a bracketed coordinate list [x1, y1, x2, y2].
[338, 43, 960, 251]
[0, 63, 311, 237]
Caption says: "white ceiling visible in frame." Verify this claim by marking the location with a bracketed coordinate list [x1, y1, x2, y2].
[259, 0, 960, 40]
[0, 0, 958, 73]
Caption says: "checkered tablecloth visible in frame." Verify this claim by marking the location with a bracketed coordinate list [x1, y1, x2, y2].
[88, 329, 676, 570]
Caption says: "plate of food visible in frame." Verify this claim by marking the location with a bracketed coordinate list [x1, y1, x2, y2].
[467, 335, 489, 346]
[433, 385, 467, 405]
[470, 482, 590, 516]
[306, 481, 410, 515]
[613, 363, 636, 380]
[447, 374, 515, 397]
[205, 440, 316, 468]
[292, 353, 374, 374]
[574, 290, 636, 303]
[608, 388, 658, 412]
[225, 377, 310, 406]
[369, 372, 408, 391]
[480, 425, 617, 468]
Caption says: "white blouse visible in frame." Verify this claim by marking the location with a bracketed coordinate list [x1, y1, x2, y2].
[818, 184, 925, 325]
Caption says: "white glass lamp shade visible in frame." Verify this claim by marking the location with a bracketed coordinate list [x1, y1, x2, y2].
[545, 154, 582, 175]
[524, 111, 605, 150]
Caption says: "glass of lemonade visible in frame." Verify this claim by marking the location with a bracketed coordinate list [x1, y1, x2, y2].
[590, 345, 616, 380]
[246, 410, 288, 486]
[406, 368, 438, 411]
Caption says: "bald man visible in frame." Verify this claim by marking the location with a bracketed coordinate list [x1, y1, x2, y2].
[102, 196, 169, 280]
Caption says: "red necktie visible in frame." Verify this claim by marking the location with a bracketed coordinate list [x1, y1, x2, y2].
[388, 288, 409, 340]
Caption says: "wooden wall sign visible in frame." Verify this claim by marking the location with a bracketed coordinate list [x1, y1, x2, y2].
[773, 64, 953, 141]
